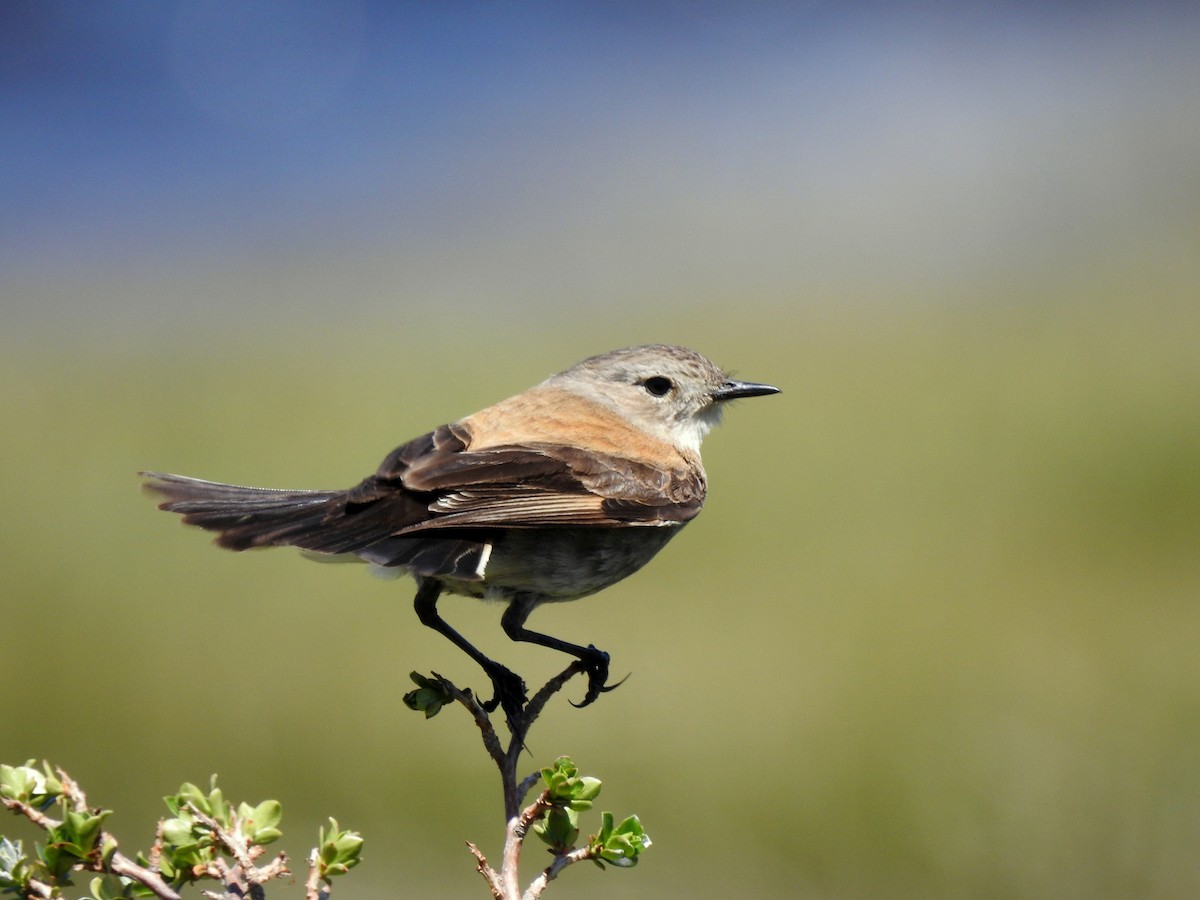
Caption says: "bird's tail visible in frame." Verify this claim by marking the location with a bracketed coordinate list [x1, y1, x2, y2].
[141, 472, 353, 552]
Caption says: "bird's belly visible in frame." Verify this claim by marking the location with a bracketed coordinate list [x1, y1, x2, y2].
[471, 525, 684, 601]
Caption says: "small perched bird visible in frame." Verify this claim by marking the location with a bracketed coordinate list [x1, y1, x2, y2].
[143, 344, 779, 714]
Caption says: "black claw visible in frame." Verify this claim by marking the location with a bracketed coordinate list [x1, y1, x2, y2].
[570, 646, 624, 709]
[481, 663, 527, 717]
[599, 671, 631, 693]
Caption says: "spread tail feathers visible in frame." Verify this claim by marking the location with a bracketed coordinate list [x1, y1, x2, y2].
[141, 471, 492, 582]
[141, 472, 353, 552]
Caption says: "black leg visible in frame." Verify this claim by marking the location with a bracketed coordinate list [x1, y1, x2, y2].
[412, 579, 527, 716]
[500, 593, 621, 708]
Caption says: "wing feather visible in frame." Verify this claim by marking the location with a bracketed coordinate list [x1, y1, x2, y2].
[147, 414, 706, 559]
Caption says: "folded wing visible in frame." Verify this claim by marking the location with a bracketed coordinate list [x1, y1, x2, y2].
[143, 422, 705, 577]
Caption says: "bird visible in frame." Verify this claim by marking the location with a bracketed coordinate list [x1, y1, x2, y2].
[142, 344, 779, 715]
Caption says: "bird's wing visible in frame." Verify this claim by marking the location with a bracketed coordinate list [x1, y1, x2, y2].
[144, 419, 705, 561]
[354, 423, 706, 530]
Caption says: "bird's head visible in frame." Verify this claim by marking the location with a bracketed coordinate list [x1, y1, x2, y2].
[548, 344, 780, 454]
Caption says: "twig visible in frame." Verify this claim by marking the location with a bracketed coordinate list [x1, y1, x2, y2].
[434, 673, 506, 767]
[521, 662, 586, 730]
[304, 849, 326, 900]
[187, 803, 289, 899]
[187, 805, 259, 871]
[431, 663, 587, 899]
[435, 662, 583, 823]
[467, 841, 505, 900]
[108, 852, 184, 900]
[0, 795, 58, 830]
[501, 791, 553, 898]
[148, 816, 167, 875]
[514, 771, 543, 810]
[522, 847, 593, 900]
[55, 767, 89, 814]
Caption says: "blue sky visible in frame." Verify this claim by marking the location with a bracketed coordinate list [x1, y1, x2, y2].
[4, 2, 1198, 333]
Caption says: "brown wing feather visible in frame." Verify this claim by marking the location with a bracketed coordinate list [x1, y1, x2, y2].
[349, 413, 706, 532]
[396, 445, 704, 530]
[147, 394, 706, 558]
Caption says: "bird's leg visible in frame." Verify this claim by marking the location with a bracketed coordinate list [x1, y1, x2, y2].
[413, 579, 527, 716]
[500, 594, 623, 708]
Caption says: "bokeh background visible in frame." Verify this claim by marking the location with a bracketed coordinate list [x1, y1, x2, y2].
[3, 3, 1199, 897]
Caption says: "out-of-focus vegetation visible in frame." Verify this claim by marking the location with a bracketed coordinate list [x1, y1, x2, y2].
[2, 284, 1196, 897]
[0, 762, 362, 899]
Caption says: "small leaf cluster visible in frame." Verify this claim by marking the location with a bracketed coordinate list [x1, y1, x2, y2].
[314, 818, 363, 879]
[0, 762, 114, 891]
[0, 762, 63, 809]
[158, 776, 283, 880]
[533, 757, 602, 851]
[403, 672, 454, 718]
[0, 835, 30, 895]
[531, 757, 650, 869]
[588, 811, 651, 869]
[1, 762, 362, 899]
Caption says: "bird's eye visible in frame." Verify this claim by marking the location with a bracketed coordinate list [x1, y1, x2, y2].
[642, 376, 673, 397]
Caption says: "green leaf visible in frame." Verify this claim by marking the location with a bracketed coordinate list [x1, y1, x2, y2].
[0, 763, 49, 803]
[238, 799, 283, 844]
[253, 826, 284, 845]
[533, 807, 579, 850]
[249, 800, 283, 831]
[0, 836, 22, 870]
[39, 834, 78, 879]
[206, 787, 227, 823]
[590, 813, 651, 868]
[315, 818, 363, 878]
[38, 762, 64, 799]
[596, 810, 615, 841]
[573, 777, 602, 802]
[63, 807, 111, 853]
[540, 757, 603, 805]
[177, 781, 206, 807]
[541, 756, 578, 792]
[0, 836, 30, 890]
[160, 815, 195, 847]
[403, 672, 452, 718]
[88, 873, 134, 899]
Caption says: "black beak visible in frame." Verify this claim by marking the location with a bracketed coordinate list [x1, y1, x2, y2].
[712, 379, 781, 402]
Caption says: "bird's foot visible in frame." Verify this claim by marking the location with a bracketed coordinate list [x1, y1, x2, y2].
[570, 646, 627, 708]
[481, 662, 528, 719]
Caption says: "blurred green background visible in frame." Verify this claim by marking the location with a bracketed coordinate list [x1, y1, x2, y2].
[3, 4, 1199, 898]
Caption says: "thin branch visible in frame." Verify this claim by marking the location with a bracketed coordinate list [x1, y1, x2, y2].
[253, 853, 289, 883]
[186, 803, 289, 899]
[304, 849, 328, 900]
[0, 795, 59, 830]
[55, 767, 89, 814]
[500, 791, 553, 899]
[514, 771, 543, 811]
[466, 840, 505, 900]
[499, 662, 584, 821]
[433, 662, 584, 824]
[148, 816, 167, 875]
[107, 851, 184, 900]
[435, 672, 506, 767]
[521, 662, 586, 728]
[513, 792, 552, 847]
[429, 663, 591, 898]
[186, 805, 258, 872]
[522, 847, 593, 900]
